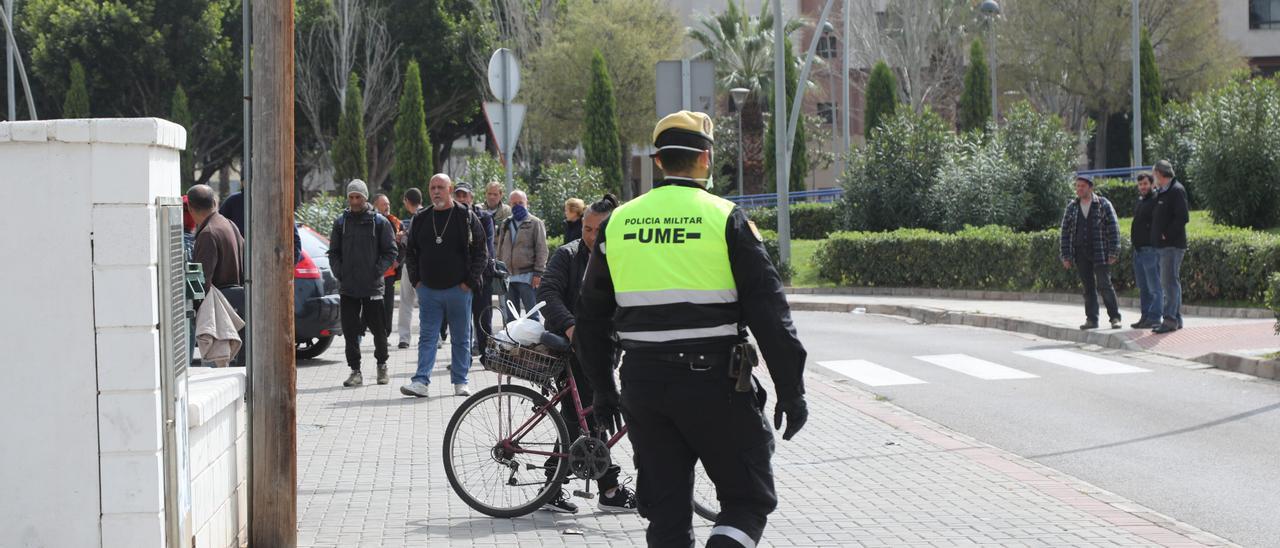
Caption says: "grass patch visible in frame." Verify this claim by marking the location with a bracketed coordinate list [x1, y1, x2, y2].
[787, 239, 828, 288]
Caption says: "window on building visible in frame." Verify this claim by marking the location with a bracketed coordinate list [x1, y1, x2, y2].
[1252, 0, 1280, 29]
[817, 102, 837, 125]
[816, 35, 839, 59]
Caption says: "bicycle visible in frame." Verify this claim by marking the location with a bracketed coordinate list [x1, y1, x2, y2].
[443, 330, 720, 520]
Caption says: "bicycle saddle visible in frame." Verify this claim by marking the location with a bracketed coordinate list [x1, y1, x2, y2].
[540, 332, 571, 352]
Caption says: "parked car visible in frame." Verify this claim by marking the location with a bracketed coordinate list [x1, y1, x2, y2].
[296, 224, 343, 359]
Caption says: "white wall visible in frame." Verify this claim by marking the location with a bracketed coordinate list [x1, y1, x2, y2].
[1219, 0, 1280, 59]
[187, 369, 248, 548]
[0, 118, 186, 548]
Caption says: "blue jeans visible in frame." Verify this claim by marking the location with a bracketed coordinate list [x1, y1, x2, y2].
[1134, 247, 1163, 323]
[414, 285, 473, 386]
[502, 281, 540, 322]
[1158, 247, 1185, 328]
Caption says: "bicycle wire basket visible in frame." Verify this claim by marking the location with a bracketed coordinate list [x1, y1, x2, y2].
[484, 337, 568, 385]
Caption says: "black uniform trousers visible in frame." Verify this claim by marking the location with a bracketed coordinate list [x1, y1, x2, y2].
[340, 294, 389, 370]
[1074, 248, 1121, 323]
[620, 354, 777, 548]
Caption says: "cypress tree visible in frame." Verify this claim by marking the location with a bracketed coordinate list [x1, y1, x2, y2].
[764, 39, 809, 193]
[393, 60, 432, 215]
[864, 61, 898, 139]
[333, 72, 368, 185]
[957, 39, 992, 133]
[170, 85, 195, 190]
[63, 61, 90, 119]
[582, 50, 623, 195]
[1139, 28, 1163, 158]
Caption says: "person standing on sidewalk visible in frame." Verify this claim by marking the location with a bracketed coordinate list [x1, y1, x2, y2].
[397, 188, 426, 349]
[563, 198, 585, 244]
[496, 190, 549, 322]
[536, 194, 637, 514]
[1059, 174, 1123, 330]
[329, 180, 398, 387]
[482, 181, 512, 225]
[452, 183, 496, 355]
[400, 174, 488, 399]
[1150, 159, 1189, 334]
[576, 111, 808, 548]
[187, 185, 243, 292]
[373, 194, 405, 337]
[1130, 173, 1163, 329]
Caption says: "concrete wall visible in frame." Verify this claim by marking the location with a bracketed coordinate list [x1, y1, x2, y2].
[1219, 0, 1280, 59]
[187, 369, 247, 548]
[0, 118, 185, 547]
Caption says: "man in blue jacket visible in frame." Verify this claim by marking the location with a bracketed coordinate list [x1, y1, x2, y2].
[1060, 174, 1122, 330]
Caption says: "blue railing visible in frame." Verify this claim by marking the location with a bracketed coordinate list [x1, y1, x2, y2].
[1076, 166, 1153, 181]
[725, 188, 843, 209]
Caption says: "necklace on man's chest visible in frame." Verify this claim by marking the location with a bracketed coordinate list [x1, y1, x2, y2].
[433, 207, 455, 245]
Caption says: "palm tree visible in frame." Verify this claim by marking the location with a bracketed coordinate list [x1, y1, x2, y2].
[689, 0, 808, 195]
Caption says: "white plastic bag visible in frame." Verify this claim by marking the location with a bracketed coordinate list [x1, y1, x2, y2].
[505, 300, 547, 346]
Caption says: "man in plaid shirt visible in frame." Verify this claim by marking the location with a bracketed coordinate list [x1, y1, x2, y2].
[1059, 174, 1122, 330]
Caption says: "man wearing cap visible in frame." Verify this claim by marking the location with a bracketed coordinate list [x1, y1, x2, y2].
[453, 182, 497, 354]
[1059, 174, 1123, 330]
[576, 110, 809, 547]
[1150, 159, 1189, 334]
[329, 180, 399, 387]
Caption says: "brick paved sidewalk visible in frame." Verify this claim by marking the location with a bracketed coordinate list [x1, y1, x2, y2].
[297, 311, 1235, 547]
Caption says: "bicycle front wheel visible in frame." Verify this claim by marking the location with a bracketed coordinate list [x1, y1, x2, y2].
[443, 384, 571, 518]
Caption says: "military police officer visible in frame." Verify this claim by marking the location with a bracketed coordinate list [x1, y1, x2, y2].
[575, 110, 809, 548]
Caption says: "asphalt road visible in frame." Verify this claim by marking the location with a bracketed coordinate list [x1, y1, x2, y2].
[793, 311, 1280, 548]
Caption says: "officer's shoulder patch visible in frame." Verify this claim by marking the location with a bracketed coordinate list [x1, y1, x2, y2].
[747, 220, 763, 242]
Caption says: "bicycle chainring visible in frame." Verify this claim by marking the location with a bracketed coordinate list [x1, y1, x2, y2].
[567, 436, 612, 480]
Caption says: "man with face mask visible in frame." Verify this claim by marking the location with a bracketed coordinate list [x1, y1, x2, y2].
[575, 111, 809, 548]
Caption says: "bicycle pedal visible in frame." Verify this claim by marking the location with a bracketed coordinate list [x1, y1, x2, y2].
[572, 490, 595, 499]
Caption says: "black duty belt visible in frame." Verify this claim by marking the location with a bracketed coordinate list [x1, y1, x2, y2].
[628, 350, 732, 371]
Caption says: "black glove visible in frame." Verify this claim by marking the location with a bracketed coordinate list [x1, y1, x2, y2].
[772, 395, 808, 441]
[592, 393, 625, 437]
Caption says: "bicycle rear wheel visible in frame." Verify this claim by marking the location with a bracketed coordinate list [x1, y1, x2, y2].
[443, 384, 570, 518]
[692, 460, 720, 522]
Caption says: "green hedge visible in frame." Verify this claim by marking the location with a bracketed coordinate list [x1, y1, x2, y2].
[1266, 273, 1280, 333]
[758, 230, 794, 283]
[748, 202, 841, 240]
[815, 224, 1280, 305]
[1093, 179, 1139, 218]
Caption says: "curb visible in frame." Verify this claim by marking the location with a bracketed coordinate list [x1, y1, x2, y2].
[791, 300, 1280, 382]
[785, 286, 1273, 320]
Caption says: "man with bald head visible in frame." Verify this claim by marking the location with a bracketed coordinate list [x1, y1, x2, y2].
[401, 174, 489, 398]
[496, 189, 548, 322]
[187, 184, 243, 291]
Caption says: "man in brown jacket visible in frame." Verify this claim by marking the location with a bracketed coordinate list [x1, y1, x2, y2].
[188, 184, 244, 291]
[496, 190, 548, 321]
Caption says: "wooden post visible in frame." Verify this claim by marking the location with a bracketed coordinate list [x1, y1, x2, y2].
[249, 0, 296, 546]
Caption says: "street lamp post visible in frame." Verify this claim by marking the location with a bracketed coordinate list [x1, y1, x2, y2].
[730, 87, 750, 197]
[1131, 0, 1142, 168]
[5, 0, 13, 121]
[980, 0, 1001, 128]
[822, 21, 837, 185]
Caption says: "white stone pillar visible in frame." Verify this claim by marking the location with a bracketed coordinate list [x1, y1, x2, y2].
[0, 118, 186, 548]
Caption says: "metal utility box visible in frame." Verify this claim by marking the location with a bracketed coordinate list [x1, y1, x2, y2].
[157, 196, 193, 547]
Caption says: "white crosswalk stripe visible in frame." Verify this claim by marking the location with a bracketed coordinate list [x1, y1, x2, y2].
[1014, 349, 1151, 375]
[915, 354, 1039, 380]
[818, 360, 928, 387]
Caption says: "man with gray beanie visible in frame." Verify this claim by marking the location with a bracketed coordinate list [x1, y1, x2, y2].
[1150, 159, 1189, 334]
[329, 180, 399, 387]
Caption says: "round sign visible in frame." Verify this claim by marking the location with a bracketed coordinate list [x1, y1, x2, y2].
[487, 48, 521, 103]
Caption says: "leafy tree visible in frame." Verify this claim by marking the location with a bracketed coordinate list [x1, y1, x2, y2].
[688, 0, 805, 195]
[20, 0, 242, 184]
[582, 50, 623, 196]
[334, 72, 369, 184]
[864, 61, 898, 139]
[170, 85, 195, 190]
[527, 160, 607, 238]
[763, 39, 808, 193]
[392, 60, 432, 215]
[843, 108, 953, 231]
[62, 61, 90, 118]
[1139, 28, 1163, 158]
[998, 101, 1078, 231]
[957, 39, 991, 133]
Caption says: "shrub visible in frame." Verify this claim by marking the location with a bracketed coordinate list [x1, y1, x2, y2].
[459, 153, 507, 190]
[842, 108, 953, 231]
[758, 229, 793, 283]
[392, 60, 433, 217]
[864, 61, 898, 139]
[583, 50, 623, 195]
[527, 160, 607, 239]
[998, 101, 1077, 231]
[1147, 100, 1199, 207]
[333, 72, 368, 185]
[1184, 78, 1280, 229]
[296, 195, 348, 232]
[1266, 273, 1280, 334]
[929, 137, 1023, 233]
[746, 202, 841, 240]
[957, 38, 991, 134]
[815, 223, 1280, 305]
[1094, 178, 1139, 218]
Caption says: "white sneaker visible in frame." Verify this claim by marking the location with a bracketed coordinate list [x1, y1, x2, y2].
[400, 381, 429, 398]
[453, 384, 471, 397]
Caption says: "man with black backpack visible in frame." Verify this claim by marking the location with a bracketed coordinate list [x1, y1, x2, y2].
[401, 174, 489, 399]
[330, 180, 399, 387]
